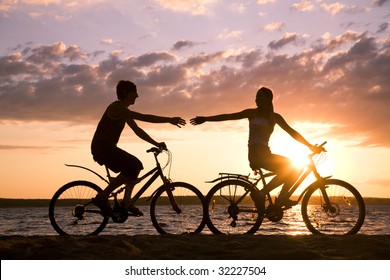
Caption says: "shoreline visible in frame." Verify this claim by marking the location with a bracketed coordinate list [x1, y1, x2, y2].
[1, 197, 390, 207]
[1, 234, 389, 260]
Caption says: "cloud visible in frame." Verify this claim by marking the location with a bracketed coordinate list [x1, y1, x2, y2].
[1, 31, 389, 147]
[321, 30, 362, 50]
[228, 3, 249, 14]
[263, 22, 285, 32]
[291, 1, 372, 15]
[171, 40, 201, 51]
[377, 22, 389, 33]
[0, 0, 106, 12]
[320, 2, 345, 15]
[0, 144, 57, 150]
[155, 0, 218, 15]
[258, 0, 276, 5]
[26, 42, 89, 64]
[291, 0, 315, 12]
[373, 0, 389, 6]
[268, 33, 303, 50]
[101, 39, 114, 45]
[133, 52, 176, 67]
[217, 29, 244, 40]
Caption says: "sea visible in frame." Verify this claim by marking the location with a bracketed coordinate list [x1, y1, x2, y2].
[0, 205, 389, 236]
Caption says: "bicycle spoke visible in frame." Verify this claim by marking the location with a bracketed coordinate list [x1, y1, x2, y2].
[49, 181, 109, 235]
[301, 179, 365, 235]
[150, 182, 205, 234]
[205, 180, 262, 234]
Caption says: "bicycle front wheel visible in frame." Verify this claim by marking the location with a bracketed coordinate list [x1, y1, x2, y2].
[150, 182, 205, 234]
[205, 180, 263, 234]
[301, 179, 365, 235]
[49, 180, 109, 236]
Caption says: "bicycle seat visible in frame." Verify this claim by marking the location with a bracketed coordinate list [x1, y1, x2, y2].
[252, 168, 275, 178]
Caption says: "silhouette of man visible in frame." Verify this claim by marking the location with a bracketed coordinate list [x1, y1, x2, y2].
[191, 87, 324, 211]
[91, 80, 185, 215]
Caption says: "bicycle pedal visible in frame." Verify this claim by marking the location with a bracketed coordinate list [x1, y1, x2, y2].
[127, 208, 144, 216]
[127, 213, 142, 217]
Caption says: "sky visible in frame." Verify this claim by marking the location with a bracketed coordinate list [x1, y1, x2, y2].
[0, 0, 389, 199]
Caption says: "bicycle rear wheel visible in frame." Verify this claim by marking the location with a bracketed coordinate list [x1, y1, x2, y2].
[150, 182, 205, 234]
[205, 180, 263, 234]
[49, 180, 109, 235]
[301, 179, 365, 235]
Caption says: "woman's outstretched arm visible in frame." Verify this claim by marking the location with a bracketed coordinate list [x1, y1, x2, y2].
[190, 109, 253, 125]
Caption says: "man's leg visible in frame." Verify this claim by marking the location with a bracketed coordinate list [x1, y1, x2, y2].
[122, 181, 135, 207]
[99, 173, 129, 200]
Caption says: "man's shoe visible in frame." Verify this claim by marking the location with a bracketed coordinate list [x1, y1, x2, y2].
[128, 206, 144, 216]
[120, 201, 144, 216]
[92, 194, 112, 216]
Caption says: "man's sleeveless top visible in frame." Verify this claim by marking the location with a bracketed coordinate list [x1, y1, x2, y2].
[91, 101, 127, 152]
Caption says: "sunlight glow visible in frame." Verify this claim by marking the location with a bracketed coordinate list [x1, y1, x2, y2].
[290, 152, 311, 169]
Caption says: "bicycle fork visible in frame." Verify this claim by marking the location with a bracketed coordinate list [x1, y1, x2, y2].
[318, 180, 337, 214]
[164, 178, 182, 214]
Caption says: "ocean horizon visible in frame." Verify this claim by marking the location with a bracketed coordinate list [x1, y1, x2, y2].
[1, 203, 389, 236]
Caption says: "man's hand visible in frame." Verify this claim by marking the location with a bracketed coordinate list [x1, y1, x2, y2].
[157, 142, 167, 151]
[190, 116, 206, 125]
[170, 117, 186, 128]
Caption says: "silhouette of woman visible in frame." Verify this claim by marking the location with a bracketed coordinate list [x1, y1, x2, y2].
[191, 87, 323, 207]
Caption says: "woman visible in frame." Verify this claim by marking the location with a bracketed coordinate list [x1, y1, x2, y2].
[190, 87, 323, 208]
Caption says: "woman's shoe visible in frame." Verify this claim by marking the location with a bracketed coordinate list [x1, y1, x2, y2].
[275, 197, 298, 208]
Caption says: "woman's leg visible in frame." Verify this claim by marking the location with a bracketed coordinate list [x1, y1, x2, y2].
[259, 154, 301, 204]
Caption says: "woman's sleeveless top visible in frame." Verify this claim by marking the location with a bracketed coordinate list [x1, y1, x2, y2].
[248, 114, 274, 148]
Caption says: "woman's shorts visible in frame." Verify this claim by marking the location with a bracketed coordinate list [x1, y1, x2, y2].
[248, 144, 292, 173]
[92, 146, 143, 180]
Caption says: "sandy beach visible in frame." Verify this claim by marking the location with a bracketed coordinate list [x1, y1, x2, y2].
[1, 234, 389, 260]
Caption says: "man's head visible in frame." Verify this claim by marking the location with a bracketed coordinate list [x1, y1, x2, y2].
[116, 80, 138, 105]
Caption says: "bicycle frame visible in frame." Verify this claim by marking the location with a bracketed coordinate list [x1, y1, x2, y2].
[66, 148, 180, 213]
[208, 142, 330, 206]
[280, 152, 331, 204]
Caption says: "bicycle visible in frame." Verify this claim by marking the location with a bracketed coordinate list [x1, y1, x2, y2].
[204, 142, 366, 235]
[49, 147, 206, 235]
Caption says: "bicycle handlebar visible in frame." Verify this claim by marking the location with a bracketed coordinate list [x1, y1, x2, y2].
[146, 147, 167, 155]
[318, 141, 327, 148]
[309, 141, 327, 157]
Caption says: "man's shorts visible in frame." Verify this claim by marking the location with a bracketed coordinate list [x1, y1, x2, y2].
[92, 146, 143, 180]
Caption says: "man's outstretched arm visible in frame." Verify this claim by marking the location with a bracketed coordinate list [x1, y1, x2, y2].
[129, 111, 186, 128]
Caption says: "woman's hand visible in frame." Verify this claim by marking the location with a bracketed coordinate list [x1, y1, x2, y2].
[310, 144, 326, 154]
[190, 116, 206, 125]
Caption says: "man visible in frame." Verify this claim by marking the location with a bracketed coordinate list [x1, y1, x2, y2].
[91, 80, 185, 215]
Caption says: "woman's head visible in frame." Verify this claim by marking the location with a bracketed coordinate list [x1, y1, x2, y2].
[256, 87, 274, 121]
[256, 87, 273, 106]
